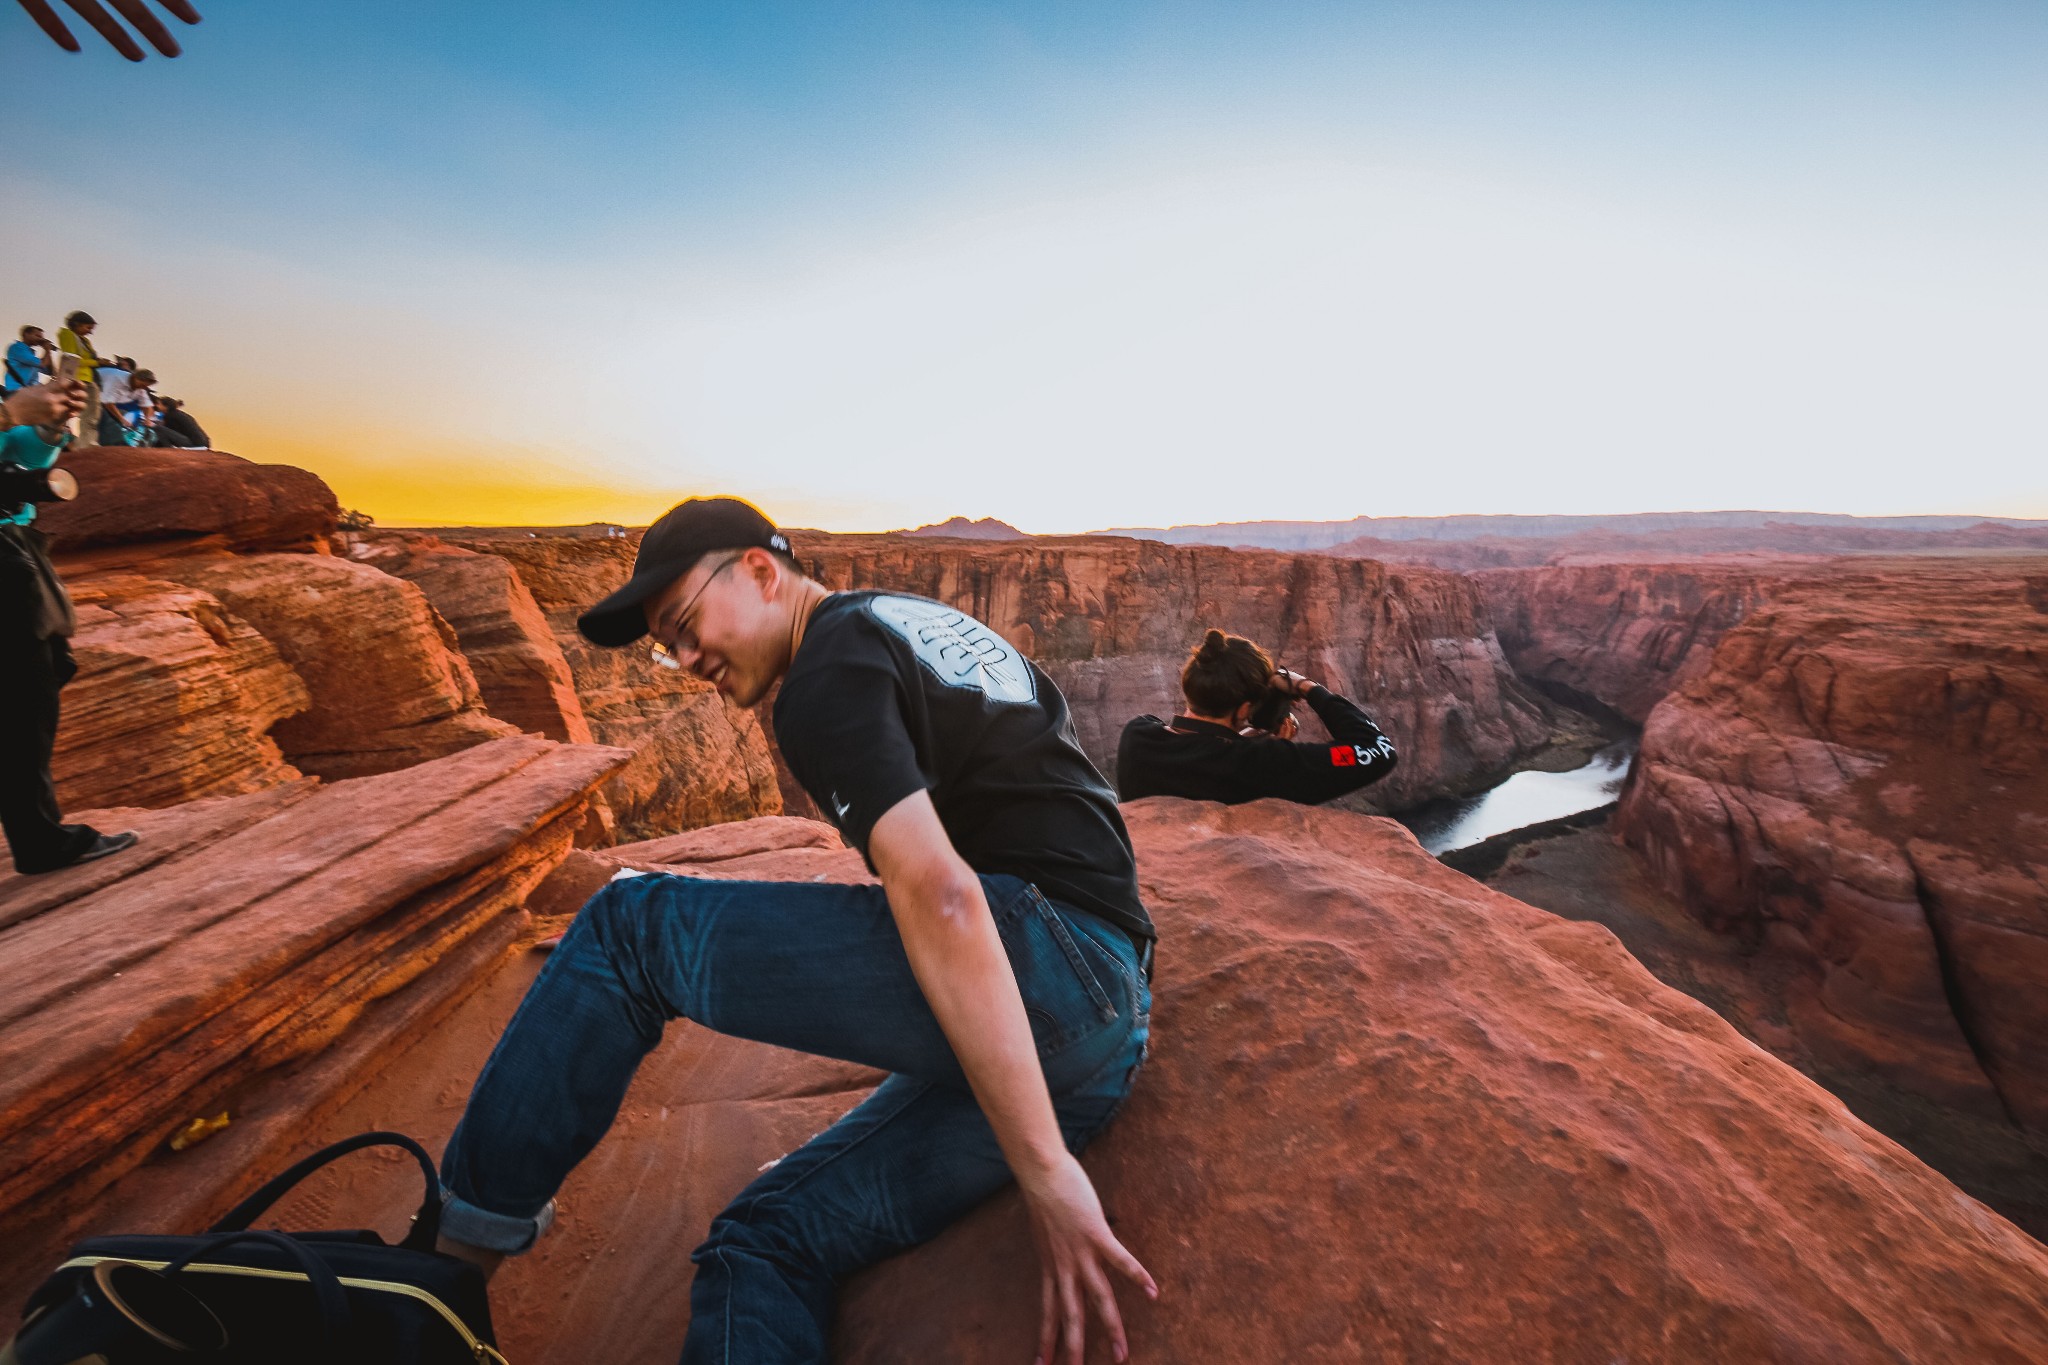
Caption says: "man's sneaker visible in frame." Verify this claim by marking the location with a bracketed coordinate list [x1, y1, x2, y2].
[18, 830, 143, 874]
[72, 830, 140, 865]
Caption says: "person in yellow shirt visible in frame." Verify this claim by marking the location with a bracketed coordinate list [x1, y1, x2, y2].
[54, 311, 102, 444]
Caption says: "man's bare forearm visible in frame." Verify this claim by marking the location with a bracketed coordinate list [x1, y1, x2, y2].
[891, 859, 1070, 1182]
[869, 794, 1070, 1186]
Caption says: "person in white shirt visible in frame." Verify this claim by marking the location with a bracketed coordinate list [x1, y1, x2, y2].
[98, 365, 156, 444]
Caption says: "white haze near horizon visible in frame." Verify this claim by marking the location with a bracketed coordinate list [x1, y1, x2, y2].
[599, 155, 2046, 532]
[8, 152, 2041, 532]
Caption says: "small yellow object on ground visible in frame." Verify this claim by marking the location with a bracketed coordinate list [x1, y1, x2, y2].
[169, 1112, 232, 1152]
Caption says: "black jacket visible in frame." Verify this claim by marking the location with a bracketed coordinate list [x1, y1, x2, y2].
[1115, 685, 1397, 806]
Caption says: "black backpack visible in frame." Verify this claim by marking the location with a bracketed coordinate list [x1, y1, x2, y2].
[9, 1131, 502, 1363]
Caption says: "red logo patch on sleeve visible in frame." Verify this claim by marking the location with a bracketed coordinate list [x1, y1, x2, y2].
[1330, 745, 1356, 766]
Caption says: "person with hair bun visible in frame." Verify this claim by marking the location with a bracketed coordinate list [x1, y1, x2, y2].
[1115, 628, 1398, 804]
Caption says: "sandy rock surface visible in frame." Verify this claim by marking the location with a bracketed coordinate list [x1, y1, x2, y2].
[28, 808, 2045, 1362]
[834, 799, 2048, 1362]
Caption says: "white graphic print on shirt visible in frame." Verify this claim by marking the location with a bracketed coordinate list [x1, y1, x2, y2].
[866, 595, 1037, 705]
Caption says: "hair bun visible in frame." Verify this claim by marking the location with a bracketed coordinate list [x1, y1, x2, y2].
[1200, 628, 1228, 655]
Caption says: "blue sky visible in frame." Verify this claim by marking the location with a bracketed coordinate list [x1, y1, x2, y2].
[4, 1, 2043, 528]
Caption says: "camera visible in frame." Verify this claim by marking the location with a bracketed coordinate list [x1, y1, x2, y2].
[1247, 682, 1297, 734]
[0, 461, 78, 516]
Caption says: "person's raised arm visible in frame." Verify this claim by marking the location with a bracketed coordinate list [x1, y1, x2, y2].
[1229, 669, 1398, 804]
[869, 792, 1156, 1365]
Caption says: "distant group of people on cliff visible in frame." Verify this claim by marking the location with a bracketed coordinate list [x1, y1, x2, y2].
[6, 312, 211, 449]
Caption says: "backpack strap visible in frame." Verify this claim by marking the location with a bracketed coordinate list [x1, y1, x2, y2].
[165, 1227, 353, 1346]
[209, 1131, 442, 1252]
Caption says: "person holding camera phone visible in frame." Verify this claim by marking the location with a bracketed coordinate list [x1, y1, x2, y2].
[0, 377, 140, 876]
[1115, 628, 1398, 806]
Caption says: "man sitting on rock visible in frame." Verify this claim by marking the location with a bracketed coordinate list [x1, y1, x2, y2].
[1116, 628, 1398, 805]
[437, 497, 1157, 1365]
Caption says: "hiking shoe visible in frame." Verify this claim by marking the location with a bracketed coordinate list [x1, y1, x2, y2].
[72, 830, 140, 864]
[19, 830, 142, 874]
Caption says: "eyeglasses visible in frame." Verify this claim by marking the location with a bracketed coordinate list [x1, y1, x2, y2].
[647, 554, 738, 671]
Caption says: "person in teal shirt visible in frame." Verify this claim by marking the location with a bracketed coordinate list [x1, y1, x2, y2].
[1, 380, 140, 874]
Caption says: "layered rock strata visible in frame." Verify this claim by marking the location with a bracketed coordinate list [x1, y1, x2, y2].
[342, 532, 593, 745]
[1476, 562, 1781, 722]
[147, 553, 520, 781]
[435, 532, 783, 838]
[0, 736, 628, 1228]
[793, 533, 1565, 809]
[1614, 558, 2048, 1132]
[34, 808, 2048, 1362]
[49, 575, 309, 815]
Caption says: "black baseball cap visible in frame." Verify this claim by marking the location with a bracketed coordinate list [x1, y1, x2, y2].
[576, 497, 792, 647]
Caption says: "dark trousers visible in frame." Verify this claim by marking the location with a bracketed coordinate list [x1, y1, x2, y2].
[0, 607, 92, 875]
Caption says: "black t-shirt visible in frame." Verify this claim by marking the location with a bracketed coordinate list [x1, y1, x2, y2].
[1115, 685, 1398, 806]
[773, 591, 1153, 942]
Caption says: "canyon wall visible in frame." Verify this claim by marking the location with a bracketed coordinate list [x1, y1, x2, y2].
[1476, 562, 1782, 722]
[1334, 521, 2048, 568]
[1095, 509, 2048, 551]
[793, 533, 1570, 810]
[1612, 557, 2048, 1133]
[432, 531, 784, 839]
[343, 533, 592, 745]
[148, 553, 521, 781]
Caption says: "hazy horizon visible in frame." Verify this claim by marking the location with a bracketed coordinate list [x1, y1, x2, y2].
[5, 1, 2043, 532]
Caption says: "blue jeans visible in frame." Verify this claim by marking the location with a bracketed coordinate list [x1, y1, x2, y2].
[440, 871, 1151, 1364]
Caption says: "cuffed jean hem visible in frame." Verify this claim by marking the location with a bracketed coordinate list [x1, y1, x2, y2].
[439, 1190, 555, 1253]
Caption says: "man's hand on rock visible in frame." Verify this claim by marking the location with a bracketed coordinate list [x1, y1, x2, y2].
[1024, 1152, 1156, 1365]
[1, 380, 85, 430]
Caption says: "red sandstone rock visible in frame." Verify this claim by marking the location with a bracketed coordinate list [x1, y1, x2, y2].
[1476, 561, 1782, 722]
[342, 531, 594, 745]
[436, 533, 784, 838]
[147, 553, 521, 780]
[834, 800, 2048, 1362]
[29, 807, 2048, 1362]
[37, 446, 337, 562]
[792, 533, 1565, 810]
[0, 818, 881, 1355]
[0, 736, 628, 1229]
[1615, 558, 2048, 1132]
[48, 575, 310, 815]
[523, 815, 854, 920]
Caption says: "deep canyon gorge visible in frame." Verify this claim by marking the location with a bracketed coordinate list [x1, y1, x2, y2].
[4, 445, 2045, 1360]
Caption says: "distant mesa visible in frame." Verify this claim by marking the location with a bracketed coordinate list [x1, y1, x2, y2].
[898, 516, 1027, 540]
[1095, 509, 2048, 553]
